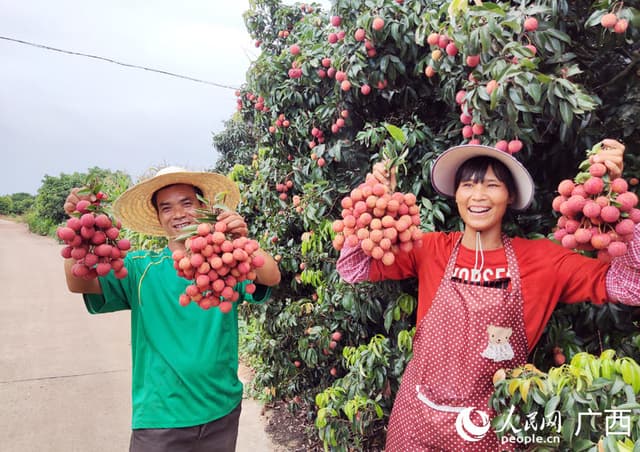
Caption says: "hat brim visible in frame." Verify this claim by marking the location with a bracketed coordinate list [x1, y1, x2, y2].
[112, 171, 240, 236]
[430, 145, 534, 210]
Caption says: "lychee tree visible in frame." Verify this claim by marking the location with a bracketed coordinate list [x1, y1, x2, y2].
[211, 117, 258, 174]
[214, 0, 640, 447]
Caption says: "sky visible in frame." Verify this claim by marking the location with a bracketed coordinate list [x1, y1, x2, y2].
[0, 1, 261, 195]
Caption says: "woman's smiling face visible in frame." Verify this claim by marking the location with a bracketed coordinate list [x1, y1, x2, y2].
[455, 164, 513, 236]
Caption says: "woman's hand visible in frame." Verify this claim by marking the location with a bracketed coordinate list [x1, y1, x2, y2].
[217, 210, 248, 237]
[371, 160, 397, 191]
[591, 139, 625, 179]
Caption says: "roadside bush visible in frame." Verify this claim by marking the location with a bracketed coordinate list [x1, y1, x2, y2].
[24, 210, 57, 236]
[10, 193, 34, 215]
[0, 196, 13, 215]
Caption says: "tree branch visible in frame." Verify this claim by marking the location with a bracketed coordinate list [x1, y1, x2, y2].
[593, 53, 640, 92]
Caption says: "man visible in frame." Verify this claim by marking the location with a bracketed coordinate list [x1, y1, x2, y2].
[63, 166, 281, 452]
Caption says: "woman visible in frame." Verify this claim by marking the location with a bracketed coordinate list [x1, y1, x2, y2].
[337, 140, 639, 450]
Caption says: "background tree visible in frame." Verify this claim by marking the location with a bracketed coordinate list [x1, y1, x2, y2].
[27, 168, 131, 235]
[10, 193, 35, 215]
[0, 196, 13, 215]
[28, 172, 86, 235]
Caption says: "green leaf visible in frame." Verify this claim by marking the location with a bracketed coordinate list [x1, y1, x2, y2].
[380, 55, 389, 74]
[478, 2, 506, 14]
[508, 379, 520, 396]
[397, 293, 416, 314]
[393, 305, 401, 321]
[532, 388, 546, 405]
[585, 10, 607, 27]
[384, 124, 407, 144]
[316, 408, 327, 428]
[559, 101, 573, 125]
[610, 376, 626, 396]
[500, 20, 521, 34]
[621, 361, 634, 387]
[447, 0, 468, 20]
[489, 87, 500, 110]
[480, 26, 491, 52]
[508, 86, 524, 105]
[571, 438, 596, 451]
[615, 402, 640, 410]
[414, 23, 427, 45]
[384, 307, 394, 332]
[545, 28, 572, 44]
[520, 379, 531, 402]
[624, 385, 635, 404]
[536, 73, 552, 84]
[544, 395, 560, 418]
[433, 208, 445, 224]
[391, 23, 401, 44]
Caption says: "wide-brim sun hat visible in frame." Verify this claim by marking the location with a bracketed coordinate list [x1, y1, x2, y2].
[430, 144, 535, 210]
[113, 166, 241, 236]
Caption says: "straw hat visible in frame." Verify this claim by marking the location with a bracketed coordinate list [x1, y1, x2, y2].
[431, 144, 534, 210]
[113, 166, 240, 236]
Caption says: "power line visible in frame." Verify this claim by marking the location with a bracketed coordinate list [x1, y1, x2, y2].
[0, 35, 240, 90]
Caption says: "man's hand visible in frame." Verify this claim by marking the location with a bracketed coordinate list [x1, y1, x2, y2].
[217, 210, 248, 237]
[590, 139, 625, 179]
[64, 187, 96, 215]
[371, 160, 397, 191]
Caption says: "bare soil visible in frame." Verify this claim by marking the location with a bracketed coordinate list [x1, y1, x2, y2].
[263, 401, 322, 452]
[238, 363, 319, 450]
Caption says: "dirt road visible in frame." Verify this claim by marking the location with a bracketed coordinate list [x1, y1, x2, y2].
[0, 218, 275, 452]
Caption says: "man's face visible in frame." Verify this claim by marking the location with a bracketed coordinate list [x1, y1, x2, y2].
[154, 184, 201, 238]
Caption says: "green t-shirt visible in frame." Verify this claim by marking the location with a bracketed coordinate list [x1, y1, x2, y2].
[83, 247, 270, 429]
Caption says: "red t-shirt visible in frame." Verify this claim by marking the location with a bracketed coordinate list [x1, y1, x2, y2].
[369, 232, 610, 351]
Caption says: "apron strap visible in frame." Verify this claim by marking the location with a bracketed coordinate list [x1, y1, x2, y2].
[444, 234, 520, 293]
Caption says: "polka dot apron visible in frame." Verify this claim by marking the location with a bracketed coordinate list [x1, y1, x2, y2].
[385, 236, 528, 451]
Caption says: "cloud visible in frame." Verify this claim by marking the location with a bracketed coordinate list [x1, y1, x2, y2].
[0, 0, 254, 195]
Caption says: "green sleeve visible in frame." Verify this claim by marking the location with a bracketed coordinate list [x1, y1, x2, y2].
[83, 259, 135, 313]
[238, 280, 272, 305]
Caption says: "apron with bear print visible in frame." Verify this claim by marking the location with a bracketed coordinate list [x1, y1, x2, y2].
[385, 236, 528, 451]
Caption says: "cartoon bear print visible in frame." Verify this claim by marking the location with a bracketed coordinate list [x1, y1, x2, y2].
[481, 325, 514, 362]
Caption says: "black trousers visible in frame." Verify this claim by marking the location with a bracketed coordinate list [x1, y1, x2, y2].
[129, 403, 242, 452]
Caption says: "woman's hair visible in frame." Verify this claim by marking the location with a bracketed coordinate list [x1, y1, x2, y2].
[453, 157, 517, 197]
